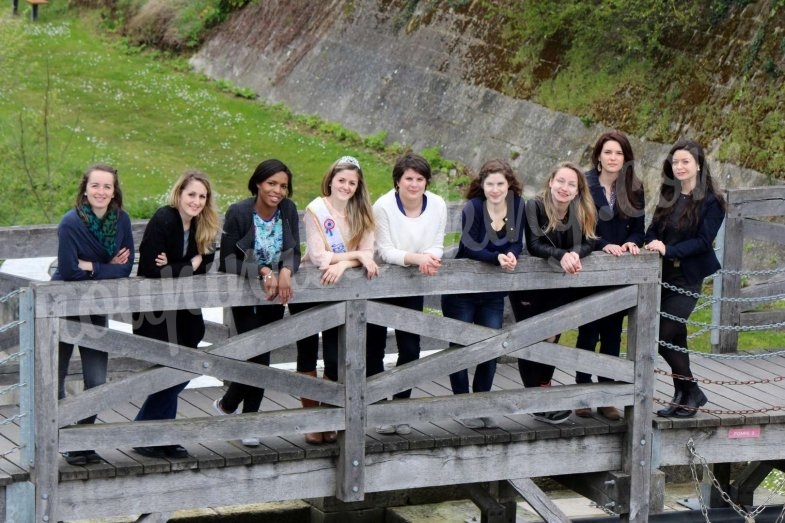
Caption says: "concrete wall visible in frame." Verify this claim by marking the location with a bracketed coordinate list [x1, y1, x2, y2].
[190, 0, 763, 192]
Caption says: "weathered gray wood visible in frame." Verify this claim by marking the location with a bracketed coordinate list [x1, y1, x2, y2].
[58, 383, 634, 451]
[740, 279, 785, 300]
[336, 300, 366, 502]
[58, 304, 345, 426]
[136, 511, 174, 522]
[18, 290, 35, 470]
[743, 218, 785, 245]
[34, 314, 59, 523]
[621, 282, 658, 523]
[56, 434, 626, 520]
[507, 478, 570, 523]
[5, 480, 35, 523]
[728, 197, 785, 218]
[725, 186, 785, 207]
[32, 255, 661, 318]
[740, 310, 785, 327]
[718, 212, 743, 353]
[508, 341, 635, 383]
[656, 423, 785, 466]
[367, 286, 638, 403]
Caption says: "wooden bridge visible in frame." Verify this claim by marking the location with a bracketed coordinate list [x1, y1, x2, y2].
[0, 186, 783, 522]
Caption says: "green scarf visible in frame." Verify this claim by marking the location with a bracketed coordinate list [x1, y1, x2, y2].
[79, 204, 118, 257]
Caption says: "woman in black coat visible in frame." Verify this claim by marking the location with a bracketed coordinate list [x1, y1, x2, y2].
[645, 140, 726, 418]
[132, 170, 220, 458]
[211, 159, 300, 447]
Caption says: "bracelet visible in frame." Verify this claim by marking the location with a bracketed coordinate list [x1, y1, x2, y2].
[263, 273, 274, 281]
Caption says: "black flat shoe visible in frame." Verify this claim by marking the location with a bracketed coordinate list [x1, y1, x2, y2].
[63, 451, 88, 466]
[133, 446, 167, 459]
[656, 390, 683, 417]
[163, 444, 188, 459]
[84, 450, 103, 464]
[673, 387, 708, 418]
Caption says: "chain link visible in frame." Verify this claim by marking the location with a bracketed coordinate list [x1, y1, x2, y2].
[658, 339, 785, 360]
[717, 267, 785, 277]
[0, 350, 22, 367]
[0, 288, 22, 304]
[659, 310, 785, 332]
[0, 413, 25, 427]
[661, 281, 785, 304]
[0, 383, 24, 398]
[0, 444, 23, 459]
[0, 319, 24, 334]
[655, 368, 785, 387]
[688, 438, 785, 522]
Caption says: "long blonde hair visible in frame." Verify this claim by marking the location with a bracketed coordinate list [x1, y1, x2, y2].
[320, 157, 374, 250]
[168, 170, 220, 255]
[540, 162, 597, 239]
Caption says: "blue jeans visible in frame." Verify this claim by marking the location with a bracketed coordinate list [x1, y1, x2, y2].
[58, 314, 108, 425]
[441, 293, 504, 394]
[366, 296, 424, 399]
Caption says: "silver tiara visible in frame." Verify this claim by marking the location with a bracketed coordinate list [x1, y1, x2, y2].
[337, 156, 361, 169]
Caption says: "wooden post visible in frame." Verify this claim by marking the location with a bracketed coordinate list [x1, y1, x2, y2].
[12, 0, 19, 16]
[717, 197, 743, 354]
[335, 300, 366, 502]
[621, 281, 659, 522]
[34, 312, 59, 523]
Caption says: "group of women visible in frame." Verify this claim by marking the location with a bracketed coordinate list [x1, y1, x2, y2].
[55, 133, 725, 463]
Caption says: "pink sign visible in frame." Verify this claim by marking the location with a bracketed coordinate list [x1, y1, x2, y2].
[728, 427, 761, 439]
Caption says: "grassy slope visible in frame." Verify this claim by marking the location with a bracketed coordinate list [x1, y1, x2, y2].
[0, 6, 401, 225]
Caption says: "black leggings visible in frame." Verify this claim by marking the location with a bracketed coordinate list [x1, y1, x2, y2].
[657, 286, 699, 384]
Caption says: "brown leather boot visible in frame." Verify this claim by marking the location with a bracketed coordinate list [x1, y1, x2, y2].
[299, 371, 323, 445]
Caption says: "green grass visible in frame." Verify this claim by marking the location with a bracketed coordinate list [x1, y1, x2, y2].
[0, 7, 459, 225]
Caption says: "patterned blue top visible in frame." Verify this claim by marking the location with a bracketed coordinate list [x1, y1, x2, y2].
[253, 209, 283, 269]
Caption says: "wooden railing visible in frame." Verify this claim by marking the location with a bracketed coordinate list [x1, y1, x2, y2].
[15, 251, 661, 522]
[717, 186, 785, 353]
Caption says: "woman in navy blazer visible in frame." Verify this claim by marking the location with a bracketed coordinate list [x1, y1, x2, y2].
[441, 159, 524, 429]
[645, 139, 726, 418]
[574, 132, 645, 421]
[53, 163, 134, 465]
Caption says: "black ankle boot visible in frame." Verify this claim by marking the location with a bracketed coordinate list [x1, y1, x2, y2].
[656, 389, 684, 417]
[674, 386, 707, 418]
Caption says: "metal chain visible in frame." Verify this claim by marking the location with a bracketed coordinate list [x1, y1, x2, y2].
[655, 368, 785, 386]
[654, 395, 785, 415]
[717, 267, 785, 276]
[0, 319, 24, 334]
[0, 445, 22, 459]
[688, 438, 785, 522]
[659, 310, 785, 332]
[0, 351, 22, 366]
[589, 501, 619, 517]
[0, 413, 25, 427]
[658, 339, 785, 360]
[661, 281, 785, 304]
[0, 383, 23, 397]
[0, 288, 22, 304]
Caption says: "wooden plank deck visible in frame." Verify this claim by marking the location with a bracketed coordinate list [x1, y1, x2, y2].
[3, 352, 785, 483]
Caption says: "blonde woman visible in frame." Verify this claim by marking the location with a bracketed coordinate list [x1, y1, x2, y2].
[510, 162, 597, 424]
[290, 155, 378, 444]
[132, 170, 219, 459]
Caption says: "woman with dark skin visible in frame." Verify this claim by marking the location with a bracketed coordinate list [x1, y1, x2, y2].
[211, 159, 300, 447]
[574, 131, 645, 421]
[54, 163, 134, 465]
[645, 140, 725, 417]
[131, 170, 220, 458]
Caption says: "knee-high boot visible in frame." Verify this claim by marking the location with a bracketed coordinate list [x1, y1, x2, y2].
[299, 370, 323, 445]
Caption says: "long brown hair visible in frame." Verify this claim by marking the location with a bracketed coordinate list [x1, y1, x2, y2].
[591, 131, 644, 219]
[321, 157, 374, 250]
[464, 159, 523, 200]
[652, 139, 727, 231]
[540, 162, 597, 239]
[168, 170, 220, 255]
[75, 163, 123, 212]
